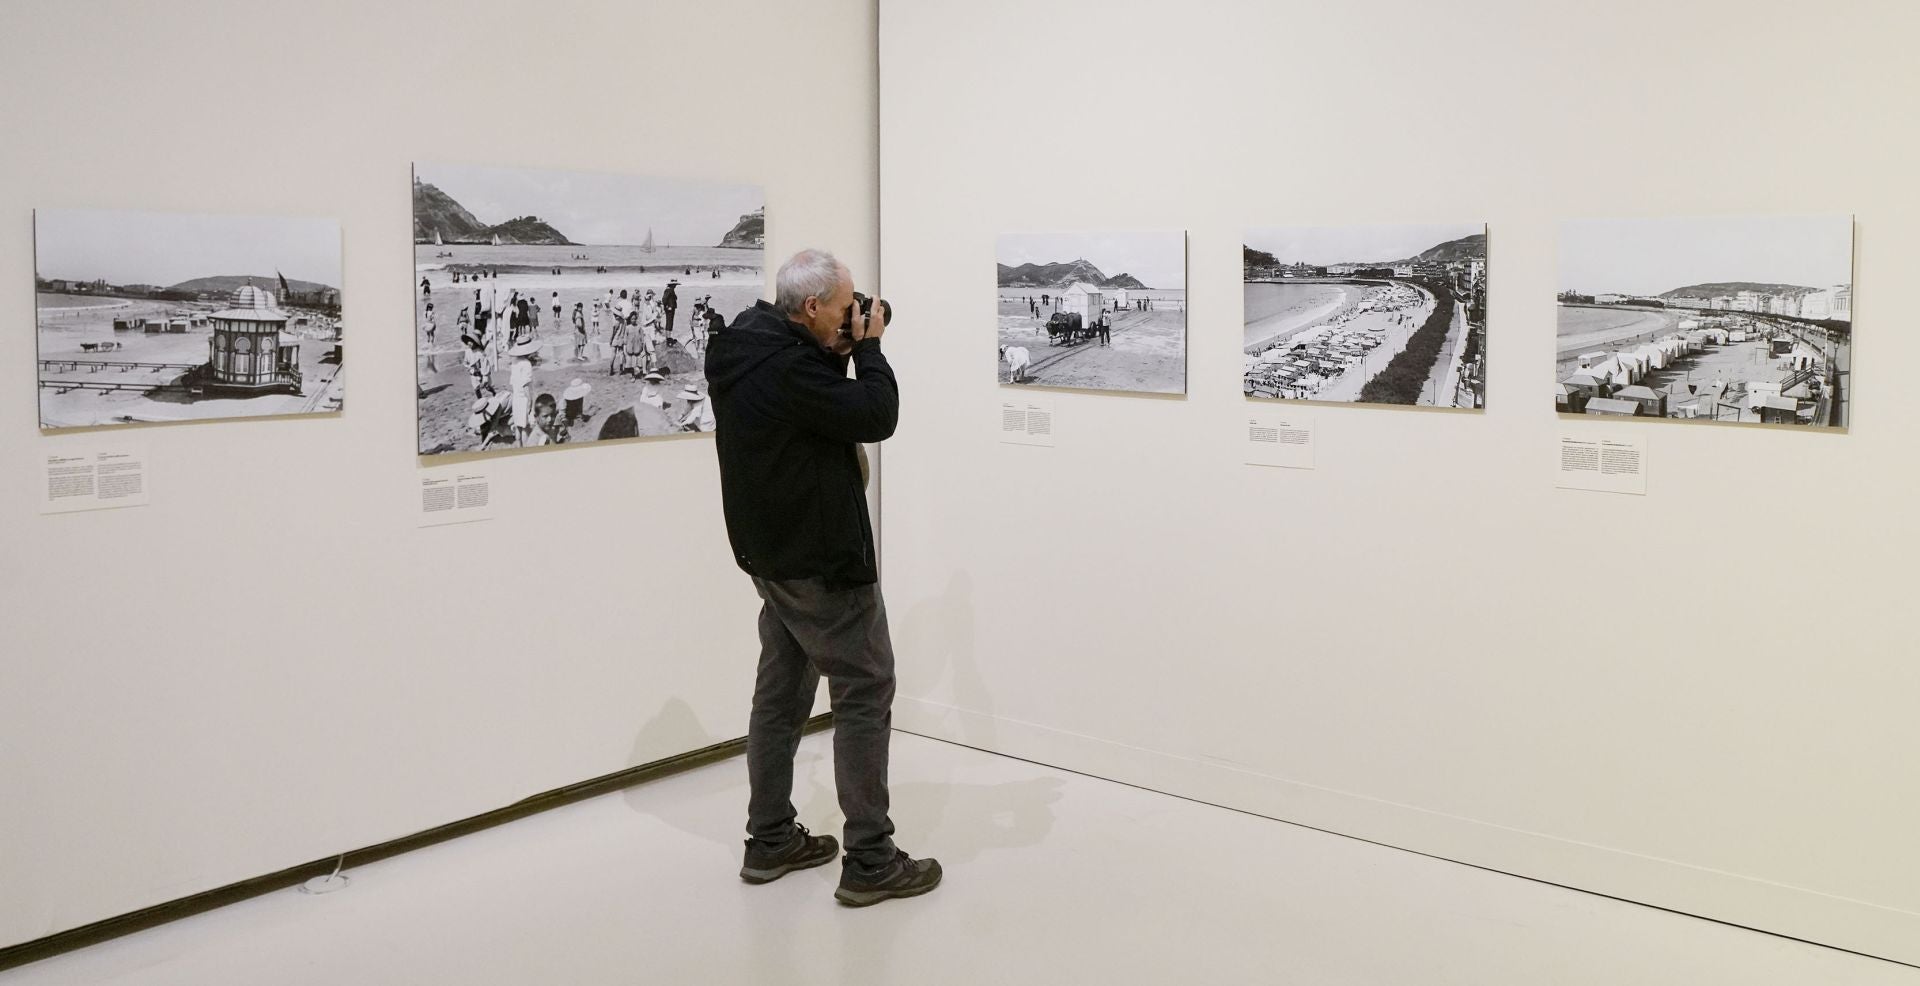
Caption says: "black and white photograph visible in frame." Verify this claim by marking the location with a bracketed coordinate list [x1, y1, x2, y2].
[996, 231, 1186, 395]
[1556, 215, 1854, 427]
[1244, 223, 1486, 409]
[414, 161, 764, 455]
[34, 208, 343, 429]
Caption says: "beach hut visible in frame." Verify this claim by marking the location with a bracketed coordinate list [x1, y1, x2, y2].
[1758, 395, 1802, 425]
[205, 284, 302, 395]
[1615, 384, 1666, 417]
[1061, 283, 1105, 329]
[1584, 397, 1641, 416]
[1110, 289, 1130, 309]
[1634, 344, 1668, 370]
[1563, 371, 1604, 399]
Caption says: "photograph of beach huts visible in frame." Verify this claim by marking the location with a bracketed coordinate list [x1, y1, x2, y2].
[414, 162, 764, 455]
[1244, 224, 1486, 409]
[34, 208, 343, 430]
[1557, 216, 1854, 428]
[996, 231, 1186, 395]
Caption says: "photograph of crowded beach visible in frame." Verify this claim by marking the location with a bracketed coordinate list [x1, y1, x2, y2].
[996, 231, 1186, 395]
[413, 161, 764, 455]
[34, 208, 343, 430]
[1244, 223, 1486, 409]
[1557, 216, 1854, 428]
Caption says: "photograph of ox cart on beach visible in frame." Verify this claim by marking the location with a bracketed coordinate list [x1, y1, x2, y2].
[1556, 215, 1854, 428]
[995, 230, 1186, 395]
[34, 207, 343, 430]
[413, 161, 763, 456]
[1243, 223, 1486, 409]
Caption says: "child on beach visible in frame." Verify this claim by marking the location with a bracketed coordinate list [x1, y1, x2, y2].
[552, 291, 562, 328]
[526, 392, 568, 446]
[608, 304, 629, 377]
[571, 302, 587, 361]
[423, 303, 436, 345]
[638, 370, 668, 411]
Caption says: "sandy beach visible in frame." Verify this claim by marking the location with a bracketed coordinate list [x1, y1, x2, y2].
[1243, 282, 1367, 353]
[1555, 307, 1678, 365]
[37, 294, 342, 427]
[995, 290, 1185, 394]
[416, 249, 763, 454]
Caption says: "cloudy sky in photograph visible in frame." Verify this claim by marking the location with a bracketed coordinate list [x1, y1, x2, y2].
[1559, 215, 1854, 295]
[417, 161, 762, 248]
[1244, 223, 1484, 268]
[997, 231, 1186, 290]
[35, 208, 341, 287]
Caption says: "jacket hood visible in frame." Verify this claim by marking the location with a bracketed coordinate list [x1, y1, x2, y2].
[706, 300, 814, 395]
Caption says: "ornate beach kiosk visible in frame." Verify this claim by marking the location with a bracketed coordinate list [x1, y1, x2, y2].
[202, 284, 302, 395]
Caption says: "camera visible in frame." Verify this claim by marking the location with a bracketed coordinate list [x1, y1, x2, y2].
[840, 291, 893, 337]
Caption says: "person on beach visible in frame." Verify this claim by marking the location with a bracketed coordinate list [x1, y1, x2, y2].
[641, 289, 663, 349]
[571, 302, 588, 361]
[462, 329, 493, 398]
[421, 275, 431, 299]
[1097, 312, 1111, 347]
[676, 383, 713, 433]
[509, 357, 535, 446]
[527, 392, 568, 446]
[663, 279, 680, 334]
[552, 291, 562, 327]
[608, 302, 630, 377]
[456, 305, 471, 344]
[423, 303, 437, 345]
[706, 248, 938, 907]
[639, 369, 669, 411]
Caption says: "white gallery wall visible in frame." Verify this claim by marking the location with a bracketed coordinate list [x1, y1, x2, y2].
[0, 0, 874, 949]
[878, 0, 1920, 965]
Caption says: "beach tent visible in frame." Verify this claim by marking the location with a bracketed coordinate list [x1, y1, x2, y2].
[1061, 283, 1105, 328]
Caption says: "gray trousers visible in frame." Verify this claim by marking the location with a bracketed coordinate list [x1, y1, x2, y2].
[747, 576, 898, 871]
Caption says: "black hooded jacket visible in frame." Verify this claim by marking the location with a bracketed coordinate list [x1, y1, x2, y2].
[705, 300, 897, 586]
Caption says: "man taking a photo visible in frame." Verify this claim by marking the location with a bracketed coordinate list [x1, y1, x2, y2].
[704, 248, 941, 907]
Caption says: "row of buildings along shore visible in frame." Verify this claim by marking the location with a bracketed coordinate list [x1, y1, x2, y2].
[1570, 285, 1852, 321]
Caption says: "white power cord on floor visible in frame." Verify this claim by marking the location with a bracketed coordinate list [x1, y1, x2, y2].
[299, 854, 351, 895]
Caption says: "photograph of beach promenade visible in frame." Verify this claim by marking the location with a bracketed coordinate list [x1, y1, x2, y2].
[1556, 216, 1854, 428]
[413, 162, 763, 455]
[35, 208, 343, 430]
[1244, 224, 1486, 409]
[996, 231, 1186, 395]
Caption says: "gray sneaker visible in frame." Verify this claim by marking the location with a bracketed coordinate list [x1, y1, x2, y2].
[740, 825, 839, 884]
[834, 850, 943, 907]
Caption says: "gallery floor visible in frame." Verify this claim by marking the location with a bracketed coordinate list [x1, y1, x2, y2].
[4, 731, 1913, 986]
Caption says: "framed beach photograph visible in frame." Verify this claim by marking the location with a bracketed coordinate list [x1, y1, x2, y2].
[413, 161, 764, 455]
[1556, 215, 1854, 427]
[34, 208, 343, 429]
[1243, 224, 1486, 409]
[996, 230, 1186, 395]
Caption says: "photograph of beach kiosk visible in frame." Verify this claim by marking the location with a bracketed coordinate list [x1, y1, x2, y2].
[413, 162, 763, 455]
[1556, 216, 1854, 428]
[996, 231, 1186, 395]
[1244, 223, 1486, 409]
[34, 208, 343, 430]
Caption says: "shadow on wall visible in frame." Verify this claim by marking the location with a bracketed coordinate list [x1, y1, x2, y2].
[899, 570, 999, 746]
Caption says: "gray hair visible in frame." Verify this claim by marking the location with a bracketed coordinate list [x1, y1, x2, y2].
[775, 249, 844, 315]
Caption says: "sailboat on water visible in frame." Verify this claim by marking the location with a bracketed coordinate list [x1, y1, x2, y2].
[433, 229, 443, 246]
[491, 232, 502, 246]
[641, 228, 655, 254]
